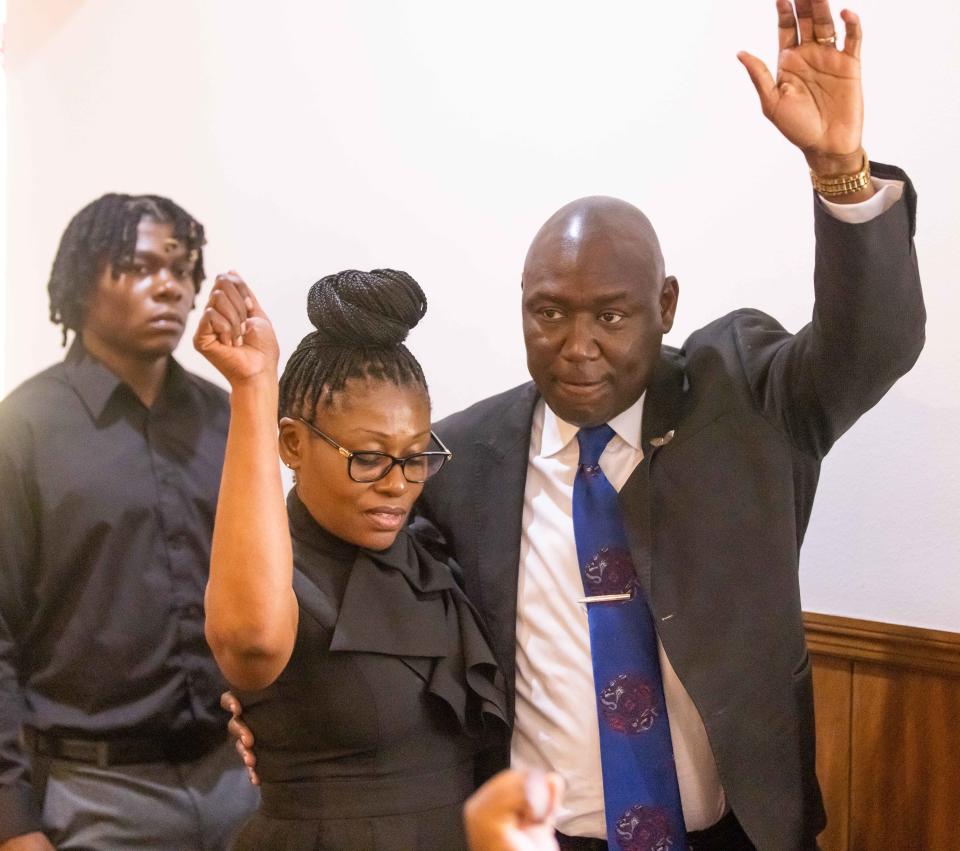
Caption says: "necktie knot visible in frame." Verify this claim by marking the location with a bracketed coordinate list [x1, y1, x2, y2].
[576, 424, 615, 467]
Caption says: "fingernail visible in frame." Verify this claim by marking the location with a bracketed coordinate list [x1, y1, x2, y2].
[524, 771, 550, 820]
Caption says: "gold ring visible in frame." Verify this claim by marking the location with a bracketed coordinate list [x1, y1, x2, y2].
[815, 34, 837, 45]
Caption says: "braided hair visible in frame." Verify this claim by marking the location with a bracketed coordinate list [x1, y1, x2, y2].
[47, 193, 206, 344]
[279, 269, 429, 420]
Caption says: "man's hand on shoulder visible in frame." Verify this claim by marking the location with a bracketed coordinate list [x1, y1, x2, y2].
[222, 690, 260, 786]
[738, 0, 875, 202]
[0, 832, 55, 851]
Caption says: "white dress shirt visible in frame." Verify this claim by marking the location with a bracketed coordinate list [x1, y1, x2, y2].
[512, 398, 727, 838]
[509, 177, 904, 839]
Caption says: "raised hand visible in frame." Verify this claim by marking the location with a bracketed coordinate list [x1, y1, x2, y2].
[738, 0, 865, 177]
[194, 272, 280, 386]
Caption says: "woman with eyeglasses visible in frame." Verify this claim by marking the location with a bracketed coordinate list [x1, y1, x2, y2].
[194, 269, 505, 850]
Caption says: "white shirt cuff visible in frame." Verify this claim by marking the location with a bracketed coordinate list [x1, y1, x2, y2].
[818, 176, 904, 224]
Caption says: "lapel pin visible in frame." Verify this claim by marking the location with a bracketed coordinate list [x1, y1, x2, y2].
[649, 429, 675, 448]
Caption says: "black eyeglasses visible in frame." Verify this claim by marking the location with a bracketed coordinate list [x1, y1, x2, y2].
[296, 418, 453, 484]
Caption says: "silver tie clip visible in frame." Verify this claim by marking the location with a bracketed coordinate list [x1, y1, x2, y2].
[578, 592, 634, 604]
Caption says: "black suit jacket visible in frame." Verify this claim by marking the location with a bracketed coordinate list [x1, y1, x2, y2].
[419, 163, 924, 851]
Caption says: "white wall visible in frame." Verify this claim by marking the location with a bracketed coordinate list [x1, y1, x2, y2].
[5, 1, 958, 630]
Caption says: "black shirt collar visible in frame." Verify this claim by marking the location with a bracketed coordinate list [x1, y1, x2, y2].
[287, 488, 359, 562]
[286, 487, 450, 592]
[63, 339, 191, 419]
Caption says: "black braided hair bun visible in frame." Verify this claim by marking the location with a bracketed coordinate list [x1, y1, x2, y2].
[306, 269, 427, 348]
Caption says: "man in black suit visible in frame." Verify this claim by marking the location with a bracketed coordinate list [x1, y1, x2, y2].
[418, 2, 923, 849]
[229, 2, 924, 848]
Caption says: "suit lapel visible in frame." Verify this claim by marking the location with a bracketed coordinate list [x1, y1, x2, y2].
[641, 349, 686, 449]
[620, 351, 686, 598]
[471, 383, 539, 707]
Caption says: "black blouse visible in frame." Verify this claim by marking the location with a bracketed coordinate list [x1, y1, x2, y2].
[232, 491, 506, 850]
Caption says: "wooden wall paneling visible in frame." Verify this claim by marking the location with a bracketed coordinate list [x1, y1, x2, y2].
[804, 614, 960, 676]
[812, 655, 853, 851]
[849, 661, 960, 850]
[805, 614, 960, 851]
[813, 654, 853, 851]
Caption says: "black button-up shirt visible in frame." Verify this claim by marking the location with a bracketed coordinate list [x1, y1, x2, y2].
[0, 342, 231, 838]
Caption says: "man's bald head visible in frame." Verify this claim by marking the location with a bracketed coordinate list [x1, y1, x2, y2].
[523, 196, 665, 289]
[521, 196, 678, 427]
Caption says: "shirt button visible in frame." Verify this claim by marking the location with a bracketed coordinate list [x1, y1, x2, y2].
[183, 604, 203, 618]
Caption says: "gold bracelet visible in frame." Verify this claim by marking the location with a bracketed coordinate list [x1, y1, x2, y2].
[809, 152, 871, 197]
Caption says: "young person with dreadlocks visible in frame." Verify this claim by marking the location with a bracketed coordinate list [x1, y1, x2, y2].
[194, 268, 506, 850]
[0, 194, 259, 850]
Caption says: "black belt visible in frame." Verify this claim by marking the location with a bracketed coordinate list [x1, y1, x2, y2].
[24, 725, 227, 768]
[555, 833, 607, 851]
[259, 759, 476, 820]
[557, 810, 756, 851]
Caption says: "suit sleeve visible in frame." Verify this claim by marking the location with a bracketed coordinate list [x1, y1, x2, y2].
[736, 162, 925, 458]
[0, 419, 44, 841]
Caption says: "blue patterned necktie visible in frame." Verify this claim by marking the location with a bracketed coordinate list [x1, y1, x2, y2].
[573, 424, 686, 851]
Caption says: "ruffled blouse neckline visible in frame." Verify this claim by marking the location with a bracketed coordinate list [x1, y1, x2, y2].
[286, 489, 507, 738]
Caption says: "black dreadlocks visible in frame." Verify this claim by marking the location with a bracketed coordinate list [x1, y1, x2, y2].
[278, 269, 429, 420]
[47, 193, 206, 345]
